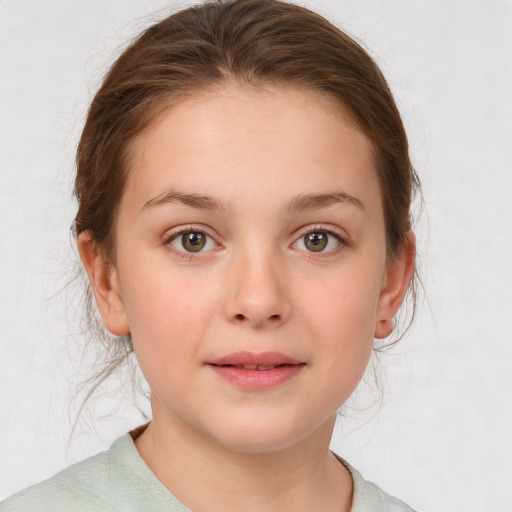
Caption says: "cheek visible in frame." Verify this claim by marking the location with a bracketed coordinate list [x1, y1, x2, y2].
[119, 266, 218, 373]
[303, 266, 382, 338]
[298, 264, 382, 382]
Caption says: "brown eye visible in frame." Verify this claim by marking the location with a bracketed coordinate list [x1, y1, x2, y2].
[304, 232, 328, 252]
[169, 230, 215, 254]
[293, 230, 343, 254]
[181, 232, 206, 252]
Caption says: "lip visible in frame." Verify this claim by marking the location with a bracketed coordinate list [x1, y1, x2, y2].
[207, 351, 305, 390]
[209, 351, 303, 366]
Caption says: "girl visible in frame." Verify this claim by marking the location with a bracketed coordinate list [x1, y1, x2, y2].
[1, 0, 419, 510]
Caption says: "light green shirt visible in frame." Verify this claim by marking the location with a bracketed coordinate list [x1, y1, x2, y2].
[0, 433, 416, 511]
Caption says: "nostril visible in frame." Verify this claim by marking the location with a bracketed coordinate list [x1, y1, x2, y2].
[233, 313, 281, 323]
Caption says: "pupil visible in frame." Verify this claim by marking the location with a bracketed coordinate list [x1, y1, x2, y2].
[183, 232, 206, 252]
[305, 232, 327, 252]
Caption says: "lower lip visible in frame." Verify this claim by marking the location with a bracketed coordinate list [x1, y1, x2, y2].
[208, 364, 305, 390]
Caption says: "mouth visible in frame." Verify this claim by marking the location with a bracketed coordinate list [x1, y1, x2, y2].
[207, 351, 305, 390]
[208, 351, 304, 367]
[213, 363, 297, 371]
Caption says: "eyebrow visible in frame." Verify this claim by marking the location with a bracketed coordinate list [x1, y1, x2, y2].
[283, 191, 365, 213]
[142, 189, 227, 213]
[142, 188, 364, 215]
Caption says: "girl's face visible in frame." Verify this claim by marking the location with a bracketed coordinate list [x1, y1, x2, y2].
[81, 85, 412, 453]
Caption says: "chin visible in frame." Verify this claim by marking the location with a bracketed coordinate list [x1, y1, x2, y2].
[207, 415, 328, 455]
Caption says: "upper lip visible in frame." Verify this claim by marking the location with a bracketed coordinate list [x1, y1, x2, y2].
[208, 351, 304, 366]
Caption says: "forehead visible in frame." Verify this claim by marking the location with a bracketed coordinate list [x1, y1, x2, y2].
[123, 84, 379, 212]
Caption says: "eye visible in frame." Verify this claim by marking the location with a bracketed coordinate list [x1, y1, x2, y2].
[169, 230, 216, 253]
[293, 230, 343, 253]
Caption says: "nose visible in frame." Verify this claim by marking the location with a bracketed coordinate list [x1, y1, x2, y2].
[223, 247, 291, 328]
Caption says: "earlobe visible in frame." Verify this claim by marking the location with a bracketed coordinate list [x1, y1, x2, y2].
[375, 318, 394, 339]
[77, 232, 130, 336]
[374, 232, 416, 339]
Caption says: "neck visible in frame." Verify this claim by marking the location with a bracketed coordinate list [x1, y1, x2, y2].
[134, 404, 352, 512]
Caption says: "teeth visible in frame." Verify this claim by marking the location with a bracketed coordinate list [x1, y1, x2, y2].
[234, 364, 278, 370]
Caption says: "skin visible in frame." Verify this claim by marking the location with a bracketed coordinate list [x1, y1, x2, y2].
[79, 84, 414, 512]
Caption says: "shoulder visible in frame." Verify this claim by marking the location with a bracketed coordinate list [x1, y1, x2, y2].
[348, 465, 417, 512]
[0, 431, 185, 512]
[0, 438, 122, 512]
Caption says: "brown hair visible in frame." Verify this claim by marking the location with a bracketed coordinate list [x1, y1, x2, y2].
[73, 0, 420, 410]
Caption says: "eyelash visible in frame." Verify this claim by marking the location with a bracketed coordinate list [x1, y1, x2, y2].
[292, 225, 348, 256]
[162, 224, 348, 259]
[163, 225, 221, 260]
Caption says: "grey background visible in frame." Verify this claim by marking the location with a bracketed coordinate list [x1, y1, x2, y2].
[1, 1, 511, 510]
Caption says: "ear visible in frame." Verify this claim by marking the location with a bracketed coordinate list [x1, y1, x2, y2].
[77, 231, 130, 336]
[374, 232, 416, 339]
